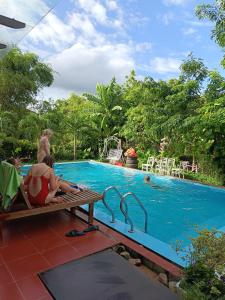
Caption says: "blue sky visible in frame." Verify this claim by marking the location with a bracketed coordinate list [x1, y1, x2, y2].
[3, 0, 224, 99]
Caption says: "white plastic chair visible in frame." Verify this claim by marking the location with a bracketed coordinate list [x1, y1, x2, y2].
[171, 165, 183, 178]
[154, 158, 169, 175]
[142, 157, 155, 172]
[180, 161, 191, 171]
[166, 158, 176, 175]
[171, 161, 185, 178]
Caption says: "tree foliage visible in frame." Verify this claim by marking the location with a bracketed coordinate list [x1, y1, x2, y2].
[196, 0, 225, 66]
[83, 78, 124, 139]
[0, 48, 53, 110]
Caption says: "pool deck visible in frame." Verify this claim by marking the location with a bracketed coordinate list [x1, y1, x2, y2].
[0, 210, 181, 299]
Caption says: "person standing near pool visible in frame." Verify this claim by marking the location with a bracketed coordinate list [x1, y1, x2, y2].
[37, 129, 53, 163]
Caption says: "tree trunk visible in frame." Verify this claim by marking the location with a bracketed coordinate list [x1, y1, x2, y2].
[73, 134, 77, 160]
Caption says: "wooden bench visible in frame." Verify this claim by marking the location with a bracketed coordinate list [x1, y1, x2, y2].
[0, 185, 103, 241]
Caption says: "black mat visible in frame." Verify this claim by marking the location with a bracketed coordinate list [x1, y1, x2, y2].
[39, 249, 178, 300]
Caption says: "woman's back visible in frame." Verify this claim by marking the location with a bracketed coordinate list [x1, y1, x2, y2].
[30, 163, 50, 177]
[25, 163, 51, 205]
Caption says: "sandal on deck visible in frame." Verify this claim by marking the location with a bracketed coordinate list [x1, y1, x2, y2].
[65, 230, 85, 237]
[83, 225, 99, 233]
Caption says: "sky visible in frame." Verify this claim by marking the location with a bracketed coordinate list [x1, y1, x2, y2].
[1, 0, 224, 100]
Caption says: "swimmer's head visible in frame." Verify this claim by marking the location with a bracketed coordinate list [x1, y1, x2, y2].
[144, 175, 150, 183]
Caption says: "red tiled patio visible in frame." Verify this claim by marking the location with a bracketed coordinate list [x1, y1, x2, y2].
[0, 210, 181, 299]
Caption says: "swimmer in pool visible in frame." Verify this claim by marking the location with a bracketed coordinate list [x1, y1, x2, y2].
[144, 175, 164, 190]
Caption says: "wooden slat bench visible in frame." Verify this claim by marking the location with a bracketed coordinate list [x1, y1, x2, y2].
[0, 186, 103, 241]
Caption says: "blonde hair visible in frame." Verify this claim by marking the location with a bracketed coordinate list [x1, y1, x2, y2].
[42, 129, 53, 137]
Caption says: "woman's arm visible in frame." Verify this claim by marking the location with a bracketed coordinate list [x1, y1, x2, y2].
[42, 137, 50, 155]
[49, 169, 59, 191]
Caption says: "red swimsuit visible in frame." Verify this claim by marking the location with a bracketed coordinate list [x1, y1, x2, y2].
[27, 175, 49, 205]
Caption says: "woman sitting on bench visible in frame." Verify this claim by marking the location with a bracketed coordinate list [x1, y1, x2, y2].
[24, 155, 80, 206]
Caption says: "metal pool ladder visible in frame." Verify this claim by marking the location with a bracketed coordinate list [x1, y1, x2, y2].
[102, 186, 148, 233]
[102, 186, 128, 224]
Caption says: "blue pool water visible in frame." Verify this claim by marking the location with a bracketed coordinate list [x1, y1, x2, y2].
[22, 161, 225, 265]
[23, 161, 225, 244]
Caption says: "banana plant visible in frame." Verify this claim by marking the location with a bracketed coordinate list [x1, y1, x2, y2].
[83, 78, 123, 139]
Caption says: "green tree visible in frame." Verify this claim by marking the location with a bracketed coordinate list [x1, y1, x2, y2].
[122, 73, 171, 151]
[54, 94, 97, 160]
[180, 53, 208, 82]
[162, 55, 208, 158]
[83, 78, 124, 139]
[0, 48, 54, 110]
[0, 110, 18, 136]
[18, 112, 45, 145]
[196, 0, 225, 66]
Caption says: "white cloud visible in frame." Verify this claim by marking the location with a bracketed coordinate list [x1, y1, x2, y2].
[186, 20, 212, 27]
[182, 27, 197, 35]
[38, 86, 70, 100]
[13, 0, 152, 98]
[47, 42, 135, 94]
[149, 57, 181, 73]
[24, 9, 108, 51]
[113, 19, 123, 28]
[68, 13, 105, 45]
[181, 27, 202, 42]
[18, 0, 148, 98]
[127, 12, 149, 27]
[20, 41, 52, 58]
[73, 0, 125, 30]
[77, 0, 108, 25]
[26, 13, 76, 51]
[134, 42, 152, 52]
[163, 0, 190, 6]
[159, 12, 174, 25]
[106, 0, 118, 11]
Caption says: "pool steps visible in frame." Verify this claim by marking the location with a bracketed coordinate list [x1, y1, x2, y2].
[102, 186, 149, 234]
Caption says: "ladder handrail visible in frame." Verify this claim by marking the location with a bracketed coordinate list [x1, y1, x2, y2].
[120, 192, 148, 233]
[102, 186, 128, 223]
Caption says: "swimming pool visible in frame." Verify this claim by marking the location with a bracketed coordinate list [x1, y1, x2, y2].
[23, 161, 225, 266]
